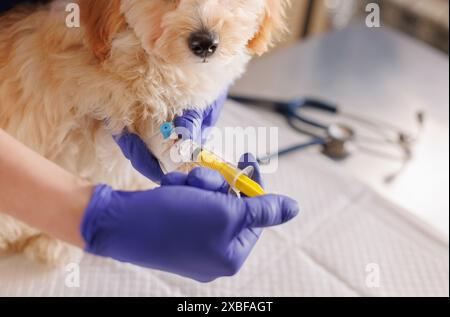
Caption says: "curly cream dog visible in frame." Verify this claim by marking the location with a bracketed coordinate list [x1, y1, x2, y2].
[0, 0, 288, 266]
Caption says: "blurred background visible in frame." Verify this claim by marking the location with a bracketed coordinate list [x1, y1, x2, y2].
[231, 0, 449, 235]
[226, 0, 449, 295]
[280, 0, 449, 53]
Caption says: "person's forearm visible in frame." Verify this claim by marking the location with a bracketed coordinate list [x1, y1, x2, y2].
[0, 129, 93, 247]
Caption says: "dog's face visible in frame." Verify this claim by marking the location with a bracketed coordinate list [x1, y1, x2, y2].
[122, 0, 287, 65]
[79, 0, 288, 64]
[78, 0, 287, 112]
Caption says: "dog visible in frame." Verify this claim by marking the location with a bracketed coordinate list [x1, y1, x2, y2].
[0, 0, 288, 266]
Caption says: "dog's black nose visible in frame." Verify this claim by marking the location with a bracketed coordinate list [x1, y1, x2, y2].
[188, 31, 219, 58]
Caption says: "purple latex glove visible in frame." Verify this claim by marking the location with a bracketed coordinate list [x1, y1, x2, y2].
[114, 90, 228, 183]
[81, 155, 299, 282]
[174, 89, 228, 144]
[114, 132, 165, 183]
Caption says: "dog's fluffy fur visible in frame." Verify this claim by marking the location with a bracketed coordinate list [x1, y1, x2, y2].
[0, 0, 288, 266]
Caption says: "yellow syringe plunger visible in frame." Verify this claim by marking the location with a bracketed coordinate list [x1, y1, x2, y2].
[195, 149, 266, 198]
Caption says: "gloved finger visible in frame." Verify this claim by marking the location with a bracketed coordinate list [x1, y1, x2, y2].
[161, 172, 188, 186]
[161, 168, 229, 193]
[202, 89, 228, 129]
[231, 227, 262, 256]
[244, 195, 300, 228]
[186, 168, 229, 193]
[224, 227, 262, 277]
[185, 154, 263, 195]
[173, 110, 202, 143]
[237, 153, 263, 188]
[115, 133, 164, 182]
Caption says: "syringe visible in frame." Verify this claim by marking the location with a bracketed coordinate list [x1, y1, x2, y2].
[159, 122, 266, 198]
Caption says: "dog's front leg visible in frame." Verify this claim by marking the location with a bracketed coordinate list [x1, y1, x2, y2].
[129, 118, 194, 176]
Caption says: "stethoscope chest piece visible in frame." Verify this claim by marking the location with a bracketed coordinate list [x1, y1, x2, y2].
[322, 124, 355, 160]
[322, 138, 352, 160]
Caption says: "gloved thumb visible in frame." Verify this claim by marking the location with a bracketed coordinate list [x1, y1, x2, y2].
[244, 195, 300, 228]
[114, 132, 165, 183]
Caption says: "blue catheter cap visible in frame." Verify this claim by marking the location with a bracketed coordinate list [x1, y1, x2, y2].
[160, 122, 174, 139]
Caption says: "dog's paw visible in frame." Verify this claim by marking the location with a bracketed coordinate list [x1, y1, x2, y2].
[0, 234, 9, 253]
[0, 215, 35, 254]
[23, 234, 83, 267]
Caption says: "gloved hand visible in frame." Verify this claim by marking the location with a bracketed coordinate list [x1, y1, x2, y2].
[114, 89, 228, 183]
[174, 89, 228, 144]
[81, 155, 299, 282]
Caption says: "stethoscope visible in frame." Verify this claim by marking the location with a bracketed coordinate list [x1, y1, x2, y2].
[228, 95, 425, 183]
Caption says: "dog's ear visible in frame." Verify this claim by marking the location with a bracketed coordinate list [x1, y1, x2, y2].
[78, 0, 126, 61]
[248, 0, 289, 56]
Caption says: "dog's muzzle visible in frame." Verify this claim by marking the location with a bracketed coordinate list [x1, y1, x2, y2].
[188, 30, 219, 59]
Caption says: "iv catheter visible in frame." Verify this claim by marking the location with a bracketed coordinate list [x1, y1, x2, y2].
[159, 122, 266, 198]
